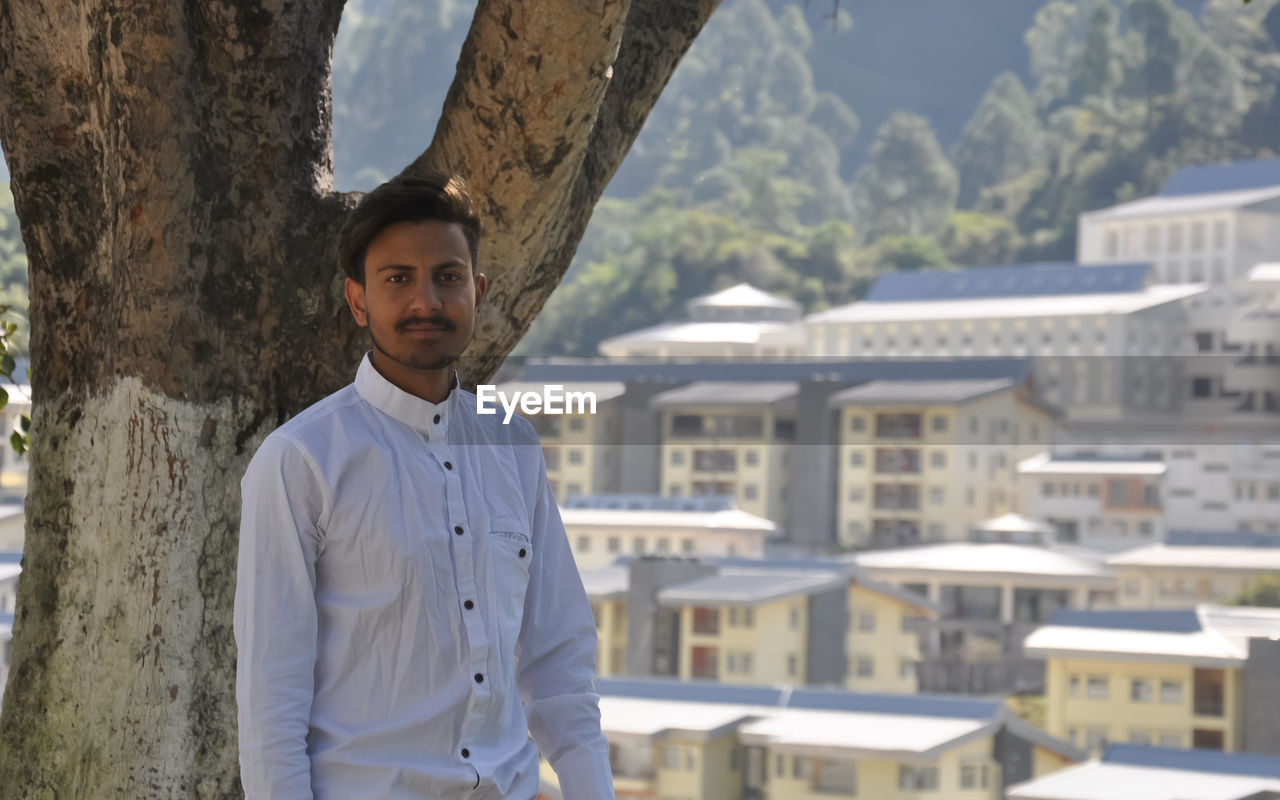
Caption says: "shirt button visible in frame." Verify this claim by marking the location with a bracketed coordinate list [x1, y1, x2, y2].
[474, 673, 484, 683]
[434, 414, 441, 424]
[464, 600, 474, 610]
[455, 525, 464, 536]
[518, 548, 527, 558]
[461, 747, 470, 758]
[444, 461, 453, 470]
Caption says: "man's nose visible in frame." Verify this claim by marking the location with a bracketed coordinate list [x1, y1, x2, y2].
[408, 277, 444, 312]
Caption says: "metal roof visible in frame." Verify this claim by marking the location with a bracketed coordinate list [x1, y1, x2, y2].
[1082, 185, 1280, 222]
[856, 543, 1112, 581]
[491, 381, 626, 403]
[686, 283, 801, 311]
[650, 381, 799, 408]
[1106, 544, 1280, 571]
[1049, 608, 1202, 633]
[1248, 263, 1280, 284]
[579, 566, 629, 601]
[522, 357, 1032, 384]
[1160, 158, 1280, 196]
[562, 494, 736, 512]
[1018, 452, 1167, 476]
[1106, 744, 1280, 780]
[806, 283, 1206, 325]
[1167, 530, 1280, 548]
[1008, 762, 1280, 800]
[559, 507, 777, 533]
[656, 568, 846, 607]
[864, 263, 1150, 302]
[596, 320, 802, 348]
[828, 378, 1015, 407]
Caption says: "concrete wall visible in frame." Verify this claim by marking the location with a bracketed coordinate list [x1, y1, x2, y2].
[1244, 637, 1280, 755]
[805, 585, 848, 686]
[788, 381, 843, 553]
[625, 557, 718, 676]
[616, 382, 674, 494]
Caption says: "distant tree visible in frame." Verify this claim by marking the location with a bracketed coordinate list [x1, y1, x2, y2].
[1184, 41, 1246, 135]
[1069, 3, 1122, 105]
[852, 113, 958, 241]
[1230, 574, 1280, 607]
[1129, 0, 1187, 116]
[863, 235, 950, 273]
[1025, 0, 1111, 107]
[951, 72, 1045, 209]
[937, 211, 1022, 267]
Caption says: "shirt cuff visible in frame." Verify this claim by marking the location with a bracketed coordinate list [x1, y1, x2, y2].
[551, 741, 614, 800]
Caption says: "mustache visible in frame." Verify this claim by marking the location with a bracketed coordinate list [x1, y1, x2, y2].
[396, 316, 455, 332]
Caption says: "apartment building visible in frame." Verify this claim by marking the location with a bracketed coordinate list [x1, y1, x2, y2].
[561, 495, 773, 570]
[1017, 453, 1166, 551]
[830, 377, 1053, 549]
[499, 380, 626, 504]
[1025, 606, 1280, 755]
[597, 282, 805, 360]
[1108, 531, 1280, 609]
[856, 542, 1116, 693]
[536, 677, 1082, 800]
[652, 382, 797, 526]
[588, 556, 934, 693]
[805, 262, 1202, 419]
[1009, 745, 1280, 800]
[1078, 157, 1280, 418]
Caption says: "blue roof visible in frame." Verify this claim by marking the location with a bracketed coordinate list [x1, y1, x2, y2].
[1167, 530, 1280, 548]
[1104, 744, 1280, 780]
[1159, 158, 1280, 197]
[1049, 608, 1203, 634]
[863, 263, 1150, 303]
[523, 358, 1031, 384]
[595, 676, 1001, 720]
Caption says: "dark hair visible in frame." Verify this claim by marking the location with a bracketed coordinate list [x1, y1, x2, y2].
[337, 172, 481, 283]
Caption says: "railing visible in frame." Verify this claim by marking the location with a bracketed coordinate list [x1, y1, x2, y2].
[1194, 699, 1224, 717]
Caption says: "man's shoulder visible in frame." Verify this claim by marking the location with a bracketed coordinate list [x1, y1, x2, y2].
[456, 387, 539, 445]
[249, 384, 362, 467]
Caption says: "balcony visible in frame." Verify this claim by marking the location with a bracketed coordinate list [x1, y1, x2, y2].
[1193, 668, 1225, 718]
[875, 413, 923, 440]
[874, 448, 922, 475]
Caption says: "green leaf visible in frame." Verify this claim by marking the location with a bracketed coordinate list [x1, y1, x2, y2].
[10, 431, 23, 456]
[0, 388, 8, 410]
[19, 414, 29, 433]
[0, 354, 14, 376]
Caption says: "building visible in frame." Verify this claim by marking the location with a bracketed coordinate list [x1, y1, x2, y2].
[1025, 606, 1280, 755]
[830, 377, 1054, 548]
[1009, 744, 1280, 800]
[651, 381, 797, 526]
[1017, 453, 1166, 551]
[1077, 158, 1280, 418]
[497, 380, 625, 504]
[805, 262, 1203, 418]
[586, 556, 934, 694]
[856, 542, 1116, 693]
[1107, 531, 1280, 609]
[597, 283, 805, 360]
[562, 496, 774, 570]
[537, 677, 1082, 800]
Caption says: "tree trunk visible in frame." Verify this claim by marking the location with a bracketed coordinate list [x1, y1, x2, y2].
[0, 0, 719, 795]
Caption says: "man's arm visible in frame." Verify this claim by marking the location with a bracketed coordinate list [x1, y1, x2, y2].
[234, 433, 328, 800]
[513, 425, 614, 800]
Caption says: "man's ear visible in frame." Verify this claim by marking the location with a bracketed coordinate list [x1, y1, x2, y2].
[474, 272, 488, 309]
[344, 278, 369, 327]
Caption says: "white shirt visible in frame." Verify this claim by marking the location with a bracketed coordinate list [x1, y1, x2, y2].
[234, 354, 613, 800]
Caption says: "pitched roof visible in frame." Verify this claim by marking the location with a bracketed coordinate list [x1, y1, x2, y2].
[827, 378, 1015, 407]
[650, 381, 799, 407]
[656, 568, 846, 607]
[1167, 530, 1280, 548]
[1082, 185, 1280, 222]
[522, 357, 1032, 384]
[491, 381, 626, 403]
[1017, 452, 1167, 476]
[856, 543, 1112, 582]
[597, 320, 802, 349]
[579, 566, 629, 601]
[1160, 158, 1280, 196]
[1106, 543, 1280, 571]
[864, 263, 1150, 302]
[1248, 263, 1280, 284]
[559, 507, 777, 533]
[1009, 745, 1280, 800]
[687, 283, 802, 311]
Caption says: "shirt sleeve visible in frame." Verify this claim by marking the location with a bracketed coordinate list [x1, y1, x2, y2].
[234, 433, 328, 800]
[513, 428, 614, 800]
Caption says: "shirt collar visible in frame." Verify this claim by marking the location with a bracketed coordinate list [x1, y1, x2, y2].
[354, 352, 459, 439]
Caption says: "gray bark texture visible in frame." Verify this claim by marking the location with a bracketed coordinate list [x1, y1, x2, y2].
[0, 0, 719, 795]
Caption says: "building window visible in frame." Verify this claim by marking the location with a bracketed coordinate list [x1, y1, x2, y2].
[930, 487, 945, 505]
[966, 488, 976, 507]
[576, 536, 590, 552]
[1106, 480, 1129, 506]
[1168, 224, 1183, 253]
[815, 759, 856, 794]
[607, 537, 621, 553]
[898, 765, 940, 791]
[1105, 230, 1119, 257]
[745, 450, 759, 467]
[900, 659, 917, 680]
[787, 654, 798, 677]
[1124, 579, 1141, 597]
[633, 537, 646, 554]
[1085, 728, 1108, 751]
[960, 763, 991, 790]
[566, 482, 582, 496]
[1145, 224, 1161, 253]
[927, 522, 945, 540]
[692, 607, 719, 635]
[850, 451, 865, 467]
[566, 448, 583, 465]
[858, 613, 876, 633]
[931, 415, 947, 433]
[1213, 220, 1227, 248]
[851, 415, 866, 432]
[1131, 679, 1153, 703]
[855, 656, 874, 678]
[1160, 680, 1183, 704]
[671, 450, 685, 466]
[682, 538, 696, 554]
[743, 484, 758, 501]
[743, 607, 755, 628]
[849, 486, 865, 502]
[1130, 730, 1151, 746]
[1159, 732, 1182, 748]
[669, 485, 683, 497]
[663, 746, 679, 770]
[1191, 221, 1206, 251]
[1087, 676, 1109, 700]
[793, 756, 813, 781]
[930, 451, 946, 468]
[1069, 675, 1080, 698]
[568, 416, 585, 431]
[789, 608, 801, 630]
[1138, 521, 1154, 537]
[655, 538, 671, 553]
[1043, 482, 1055, 497]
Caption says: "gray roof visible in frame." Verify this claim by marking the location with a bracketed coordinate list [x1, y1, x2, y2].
[828, 378, 1016, 407]
[650, 381, 799, 408]
[687, 282, 802, 311]
[865, 263, 1149, 302]
[522, 357, 1032, 385]
[657, 568, 846, 607]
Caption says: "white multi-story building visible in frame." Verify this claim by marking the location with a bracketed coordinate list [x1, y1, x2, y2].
[805, 262, 1202, 419]
[1017, 453, 1166, 552]
[598, 282, 805, 360]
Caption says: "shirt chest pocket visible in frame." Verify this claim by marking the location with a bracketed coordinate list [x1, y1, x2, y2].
[487, 529, 531, 649]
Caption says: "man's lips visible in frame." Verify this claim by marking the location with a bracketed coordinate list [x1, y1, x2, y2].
[398, 319, 453, 333]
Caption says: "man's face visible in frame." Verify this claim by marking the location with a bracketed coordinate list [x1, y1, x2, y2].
[344, 220, 487, 375]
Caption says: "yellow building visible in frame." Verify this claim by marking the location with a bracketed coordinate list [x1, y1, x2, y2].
[652, 382, 798, 526]
[829, 378, 1054, 549]
[562, 501, 774, 571]
[499, 380, 626, 505]
[846, 576, 935, 694]
[538, 676, 1082, 800]
[1025, 606, 1280, 754]
[582, 566, 630, 679]
[1106, 532, 1280, 609]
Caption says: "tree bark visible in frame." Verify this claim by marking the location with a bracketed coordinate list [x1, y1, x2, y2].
[0, 0, 718, 795]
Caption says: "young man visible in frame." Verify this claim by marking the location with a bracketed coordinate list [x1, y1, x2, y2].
[234, 174, 613, 800]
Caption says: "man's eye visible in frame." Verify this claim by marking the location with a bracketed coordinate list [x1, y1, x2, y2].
[388, 274, 407, 283]
[439, 272, 461, 283]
